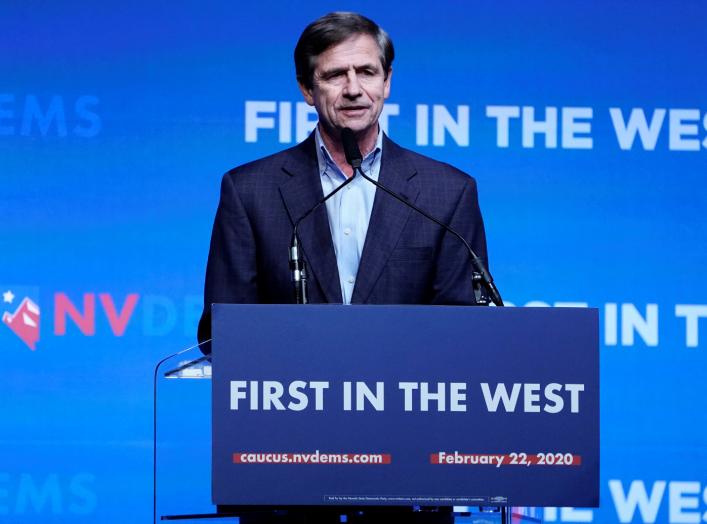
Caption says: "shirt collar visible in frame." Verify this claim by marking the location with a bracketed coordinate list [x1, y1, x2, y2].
[315, 126, 383, 178]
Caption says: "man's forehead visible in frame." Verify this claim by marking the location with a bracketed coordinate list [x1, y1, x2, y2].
[314, 34, 383, 72]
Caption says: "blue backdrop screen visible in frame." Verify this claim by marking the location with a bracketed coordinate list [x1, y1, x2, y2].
[2, 2, 706, 522]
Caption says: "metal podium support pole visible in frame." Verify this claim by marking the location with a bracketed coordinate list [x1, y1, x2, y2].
[501, 506, 511, 524]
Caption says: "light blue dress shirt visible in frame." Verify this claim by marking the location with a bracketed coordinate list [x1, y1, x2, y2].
[315, 127, 383, 304]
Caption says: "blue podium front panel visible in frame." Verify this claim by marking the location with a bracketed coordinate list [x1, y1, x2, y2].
[212, 304, 599, 508]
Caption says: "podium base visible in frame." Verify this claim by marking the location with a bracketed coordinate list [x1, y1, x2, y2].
[162, 506, 512, 523]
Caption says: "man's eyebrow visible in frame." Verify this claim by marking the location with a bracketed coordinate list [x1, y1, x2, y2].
[318, 66, 348, 77]
[318, 63, 381, 77]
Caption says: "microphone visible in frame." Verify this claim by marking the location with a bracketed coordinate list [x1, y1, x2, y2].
[340, 127, 504, 307]
[341, 127, 363, 169]
[290, 147, 358, 303]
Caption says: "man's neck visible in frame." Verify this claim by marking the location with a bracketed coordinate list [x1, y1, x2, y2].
[318, 125, 379, 178]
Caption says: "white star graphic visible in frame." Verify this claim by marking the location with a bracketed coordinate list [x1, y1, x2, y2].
[3, 290, 15, 304]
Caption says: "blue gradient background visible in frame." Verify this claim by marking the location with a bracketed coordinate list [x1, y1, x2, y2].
[1, 1, 705, 522]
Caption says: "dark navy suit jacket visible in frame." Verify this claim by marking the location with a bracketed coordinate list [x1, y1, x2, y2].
[198, 133, 488, 348]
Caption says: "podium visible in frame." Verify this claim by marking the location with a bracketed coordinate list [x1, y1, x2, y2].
[156, 305, 599, 522]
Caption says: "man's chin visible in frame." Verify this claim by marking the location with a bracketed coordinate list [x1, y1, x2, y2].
[335, 120, 375, 135]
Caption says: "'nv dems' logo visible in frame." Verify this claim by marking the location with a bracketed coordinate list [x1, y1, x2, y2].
[2, 289, 40, 350]
[2, 288, 203, 350]
[2, 288, 144, 351]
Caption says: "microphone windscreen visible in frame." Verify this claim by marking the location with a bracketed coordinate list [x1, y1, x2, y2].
[341, 128, 363, 168]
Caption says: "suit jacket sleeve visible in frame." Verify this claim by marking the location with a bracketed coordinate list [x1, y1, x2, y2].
[429, 175, 488, 305]
[197, 171, 258, 351]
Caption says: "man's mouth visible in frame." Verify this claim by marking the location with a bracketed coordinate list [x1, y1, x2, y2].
[339, 106, 369, 112]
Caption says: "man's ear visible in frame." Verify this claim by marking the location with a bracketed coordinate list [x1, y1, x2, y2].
[383, 67, 392, 100]
[298, 82, 315, 106]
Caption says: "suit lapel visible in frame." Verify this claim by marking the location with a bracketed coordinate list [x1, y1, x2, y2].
[352, 136, 420, 304]
[279, 135, 343, 303]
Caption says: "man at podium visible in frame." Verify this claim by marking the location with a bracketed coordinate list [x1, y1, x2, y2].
[198, 11, 490, 352]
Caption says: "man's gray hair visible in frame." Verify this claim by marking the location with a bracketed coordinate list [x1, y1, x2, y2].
[294, 12, 395, 90]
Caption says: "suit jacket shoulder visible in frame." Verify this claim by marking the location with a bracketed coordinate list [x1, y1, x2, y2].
[222, 134, 316, 187]
[383, 136, 479, 192]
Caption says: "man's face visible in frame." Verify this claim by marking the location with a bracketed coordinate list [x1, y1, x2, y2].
[299, 33, 392, 139]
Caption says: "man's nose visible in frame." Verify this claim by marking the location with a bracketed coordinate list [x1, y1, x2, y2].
[343, 70, 362, 97]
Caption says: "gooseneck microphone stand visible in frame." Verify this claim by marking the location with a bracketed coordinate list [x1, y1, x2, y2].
[289, 170, 358, 304]
[340, 127, 504, 307]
